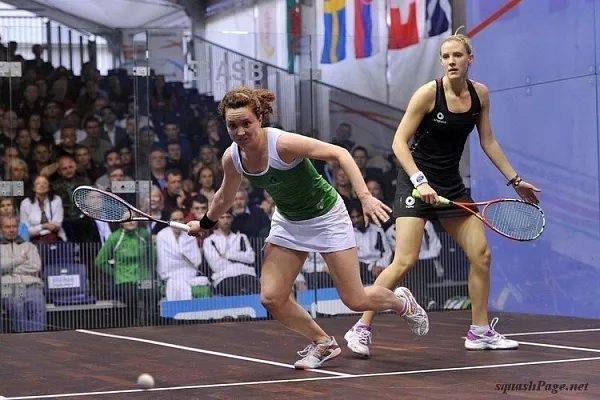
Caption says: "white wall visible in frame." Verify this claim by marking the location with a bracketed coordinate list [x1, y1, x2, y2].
[204, 0, 288, 70]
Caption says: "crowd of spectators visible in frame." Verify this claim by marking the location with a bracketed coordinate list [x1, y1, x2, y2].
[0, 41, 444, 333]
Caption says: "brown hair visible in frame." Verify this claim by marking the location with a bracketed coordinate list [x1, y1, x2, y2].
[440, 26, 473, 55]
[218, 86, 275, 122]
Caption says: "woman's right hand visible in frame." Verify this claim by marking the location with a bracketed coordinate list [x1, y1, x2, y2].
[416, 183, 439, 205]
[186, 220, 210, 239]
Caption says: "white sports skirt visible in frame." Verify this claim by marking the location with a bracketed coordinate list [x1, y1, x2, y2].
[266, 195, 356, 253]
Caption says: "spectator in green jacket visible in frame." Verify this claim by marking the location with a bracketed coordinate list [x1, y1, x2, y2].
[95, 220, 159, 325]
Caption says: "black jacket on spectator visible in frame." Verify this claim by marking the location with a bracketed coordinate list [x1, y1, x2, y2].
[231, 206, 271, 239]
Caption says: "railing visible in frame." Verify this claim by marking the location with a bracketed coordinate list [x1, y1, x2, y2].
[0, 16, 112, 73]
[194, 35, 301, 133]
[193, 34, 405, 151]
[0, 231, 470, 334]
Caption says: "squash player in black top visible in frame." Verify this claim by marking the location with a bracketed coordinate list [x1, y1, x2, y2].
[344, 31, 541, 357]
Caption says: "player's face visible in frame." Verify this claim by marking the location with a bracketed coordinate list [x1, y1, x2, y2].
[225, 106, 262, 148]
[440, 40, 472, 80]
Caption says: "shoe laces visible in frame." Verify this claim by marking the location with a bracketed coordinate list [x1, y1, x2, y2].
[297, 342, 328, 358]
[488, 317, 509, 340]
[405, 305, 427, 323]
[490, 317, 499, 332]
[356, 329, 372, 345]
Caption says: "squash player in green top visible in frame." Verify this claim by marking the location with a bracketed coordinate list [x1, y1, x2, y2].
[187, 87, 429, 369]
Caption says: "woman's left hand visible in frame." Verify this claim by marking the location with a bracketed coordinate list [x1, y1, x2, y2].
[514, 180, 541, 204]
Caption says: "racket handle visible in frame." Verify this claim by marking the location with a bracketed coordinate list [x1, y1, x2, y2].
[169, 221, 191, 232]
[411, 189, 451, 205]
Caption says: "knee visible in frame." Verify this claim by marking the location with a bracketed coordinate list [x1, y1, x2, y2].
[260, 290, 289, 311]
[385, 254, 419, 279]
[471, 246, 492, 271]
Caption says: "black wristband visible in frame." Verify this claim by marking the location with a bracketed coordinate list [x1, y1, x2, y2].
[199, 214, 217, 229]
[506, 174, 520, 187]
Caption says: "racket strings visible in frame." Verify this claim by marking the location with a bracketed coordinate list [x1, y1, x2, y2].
[73, 188, 132, 223]
[484, 201, 544, 240]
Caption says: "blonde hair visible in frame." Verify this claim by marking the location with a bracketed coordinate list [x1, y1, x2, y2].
[218, 86, 275, 122]
[440, 26, 473, 55]
[6, 158, 29, 181]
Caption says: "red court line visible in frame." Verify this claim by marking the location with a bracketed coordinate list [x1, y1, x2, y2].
[467, 0, 522, 38]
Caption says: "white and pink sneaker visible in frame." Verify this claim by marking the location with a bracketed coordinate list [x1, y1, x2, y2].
[465, 317, 519, 350]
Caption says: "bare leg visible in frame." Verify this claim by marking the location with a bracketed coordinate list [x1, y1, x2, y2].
[439, 215, 491, 326]
[322, 245, 429, 338]
[439, 215, 518, 350]
[321, 247, 405, 314]
[359, 217, 426, 325]
[260, 243, 330, 344]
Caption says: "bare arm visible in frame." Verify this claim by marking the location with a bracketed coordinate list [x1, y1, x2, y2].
[205, 147, 243, 221]
[475, 83, 518, 181]
[277, 133, 370, 199]
[391, 81, 436, 177]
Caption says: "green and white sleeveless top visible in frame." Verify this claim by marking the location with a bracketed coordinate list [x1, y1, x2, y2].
[230, 128, 338, 221]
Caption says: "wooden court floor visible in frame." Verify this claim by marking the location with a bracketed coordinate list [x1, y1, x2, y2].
[1, 311, 599, 399]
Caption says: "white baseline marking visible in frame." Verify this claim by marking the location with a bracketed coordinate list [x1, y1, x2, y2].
[462, 327, 600, 341]
[76, 329, 350, 377]
[504, 328, 600, 337]
[6, 356, 600, 399]
[517, 341, 600, 354]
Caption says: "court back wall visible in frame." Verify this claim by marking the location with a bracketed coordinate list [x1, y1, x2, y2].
[467, 0, 600, 318]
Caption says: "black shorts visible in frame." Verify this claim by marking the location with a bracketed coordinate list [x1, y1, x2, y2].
[392, 169, 477, 220]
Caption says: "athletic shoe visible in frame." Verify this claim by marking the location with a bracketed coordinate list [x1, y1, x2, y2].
[395, 286, 430, 336]
[344, 327, 372, 358]
[294, 337, 341, 369]
[465, 317, 519, 350]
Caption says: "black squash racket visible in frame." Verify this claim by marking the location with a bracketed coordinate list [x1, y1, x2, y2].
[411, 189, 545, 241]
[72, 185, 190, 232]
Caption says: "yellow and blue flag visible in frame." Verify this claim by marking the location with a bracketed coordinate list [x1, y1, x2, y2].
[321, 0, 346, 64]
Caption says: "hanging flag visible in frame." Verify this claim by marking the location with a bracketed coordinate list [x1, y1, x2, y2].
[287, 0, 301, 73]
[354, 0, 376, 59]
[425, 0, 450, 37]
[388, 0, 419, 50]
[321, 0, 346, 64]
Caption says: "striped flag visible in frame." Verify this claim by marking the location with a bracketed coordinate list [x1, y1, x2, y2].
[354, 0, 376, 59]
[321, 0, 347, 64]
[425, 0, 450, 37]
[388, 0, 419, 50]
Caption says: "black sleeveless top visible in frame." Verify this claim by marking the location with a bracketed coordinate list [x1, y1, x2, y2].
[410, 78, 481, 177]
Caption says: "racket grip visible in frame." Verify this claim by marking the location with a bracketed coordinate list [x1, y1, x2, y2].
[169, 221, 191, 232]
[411, 189, 451, 205]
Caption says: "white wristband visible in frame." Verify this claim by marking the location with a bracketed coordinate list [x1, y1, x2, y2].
[410, 171, 428, 188]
